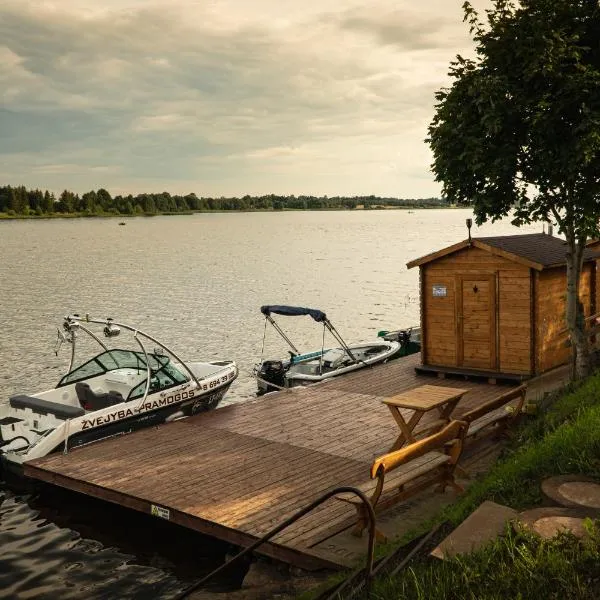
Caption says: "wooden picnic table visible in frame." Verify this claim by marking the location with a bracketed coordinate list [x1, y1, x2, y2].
[382, 384, 469, 451]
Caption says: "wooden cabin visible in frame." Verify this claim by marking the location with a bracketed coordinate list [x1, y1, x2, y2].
[407, 233, 600, 379]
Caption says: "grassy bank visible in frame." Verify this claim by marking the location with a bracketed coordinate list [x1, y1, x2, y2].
[372, 521, 600, 600]
[367, 373, 600, 599]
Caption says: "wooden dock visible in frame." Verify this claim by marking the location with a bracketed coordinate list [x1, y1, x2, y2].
[23, 353, 517, 570]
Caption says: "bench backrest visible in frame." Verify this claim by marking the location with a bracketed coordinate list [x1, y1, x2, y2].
[460, 384, 528, 424]
[370, 419, 468, 479]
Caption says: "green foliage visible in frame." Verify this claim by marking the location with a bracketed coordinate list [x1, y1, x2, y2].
[444, 402, 600, 524]
[429, 0, 600, 378]
[371, 521, 600, 600]
[442, 372, 600, 525]
[0, 185, 448, 217]
[300, 372, 600, 600]
[524, 374, 600, 439]
[429, 0, 600, 236]
[367, 371, 600, 600]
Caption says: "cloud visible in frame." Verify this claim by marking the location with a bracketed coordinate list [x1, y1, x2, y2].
[337, 6, 465, 51]
[0, 1, 477, 196]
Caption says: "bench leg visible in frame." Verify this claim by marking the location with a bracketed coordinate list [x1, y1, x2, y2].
[350, 505, 387, 542]
[455, 465, 471, 480]
[351, 504, 369, 538]
[447, 479, 465, 493]
[375, 528, 387, 543]
[435, 476, 464, 494]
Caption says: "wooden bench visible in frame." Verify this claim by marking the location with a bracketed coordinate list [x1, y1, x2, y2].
[336, 420, 468, 539]
[459, 384, 528, 441]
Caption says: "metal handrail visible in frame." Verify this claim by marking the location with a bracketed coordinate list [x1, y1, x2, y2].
[171, 486, 378, 600]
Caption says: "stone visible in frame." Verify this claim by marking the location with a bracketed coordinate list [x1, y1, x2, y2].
[518, 507, 591, 540]
[532, 516, 587, 540]
[431, 501, 518, 560]
[558, 482, 600, 509]
[541, 475, 600, 513]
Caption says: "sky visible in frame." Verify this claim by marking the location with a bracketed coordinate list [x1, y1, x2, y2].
[0, 1, 489, 197]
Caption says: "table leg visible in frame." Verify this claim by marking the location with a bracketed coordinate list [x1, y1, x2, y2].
[387, 407, 424, 451]
[437, 397, 462, 421]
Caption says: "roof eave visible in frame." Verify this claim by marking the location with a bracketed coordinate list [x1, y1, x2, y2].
[544, 256, 600, 270]
[406, 238, 544, 271]
[406, 240, 471, 269]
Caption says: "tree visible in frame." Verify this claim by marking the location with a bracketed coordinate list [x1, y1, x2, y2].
[96, 188, 112, 211]
[42, 190, 55, 213]
[80, 190, 98, 213]
[428, 0, 600, 379]
[57, 189, 76, 213]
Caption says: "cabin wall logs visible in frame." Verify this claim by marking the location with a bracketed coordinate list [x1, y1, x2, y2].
[421, 246, 531, 374]
[420, 247, 598, 375]
[536, 263, 594, 373]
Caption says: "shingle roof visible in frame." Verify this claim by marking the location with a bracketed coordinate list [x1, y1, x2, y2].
[477, 233, 600, 267]
[406, 233, 600, 270]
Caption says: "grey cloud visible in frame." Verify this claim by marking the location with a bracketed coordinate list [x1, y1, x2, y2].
[338, 8, 465, 51]
[0, 1, 465, 195]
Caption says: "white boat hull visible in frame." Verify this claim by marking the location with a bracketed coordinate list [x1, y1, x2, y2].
[255, 340, 400, 394]
[0, 361, 237, 472]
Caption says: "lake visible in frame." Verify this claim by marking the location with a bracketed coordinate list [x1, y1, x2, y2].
[0, 210, 540, 598]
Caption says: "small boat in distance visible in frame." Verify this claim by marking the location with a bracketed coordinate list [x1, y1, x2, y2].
[254, 305, 401, 395]
[0, 314, 238, 472]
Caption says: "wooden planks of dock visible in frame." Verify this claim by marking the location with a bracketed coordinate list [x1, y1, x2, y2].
[24, 353, 516, 570]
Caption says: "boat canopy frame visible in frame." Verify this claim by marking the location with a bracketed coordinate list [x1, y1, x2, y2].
[259, 305, 357, 364]
[56, 314, 203, 407]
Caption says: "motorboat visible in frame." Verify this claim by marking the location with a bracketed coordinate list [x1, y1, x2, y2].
[0, 314, 238, 472]
[254, 305, 401, 394]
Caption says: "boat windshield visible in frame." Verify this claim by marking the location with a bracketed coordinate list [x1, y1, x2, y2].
[57, 349, 188, 387]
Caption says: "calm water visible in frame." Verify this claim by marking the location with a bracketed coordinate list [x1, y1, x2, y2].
[0, 210, 539, 598]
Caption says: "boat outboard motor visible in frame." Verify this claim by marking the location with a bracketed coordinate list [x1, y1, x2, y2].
[258, 360, 287, 394]
[398, 329, 412, 350]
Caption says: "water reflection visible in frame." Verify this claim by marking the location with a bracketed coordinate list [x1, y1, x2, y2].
[0, 482, 231, 599]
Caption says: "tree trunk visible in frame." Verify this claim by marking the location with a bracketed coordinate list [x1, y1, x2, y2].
[565, 235, 590, 379]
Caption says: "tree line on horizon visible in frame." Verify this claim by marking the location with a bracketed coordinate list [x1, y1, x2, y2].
[0, 185, 448, 216]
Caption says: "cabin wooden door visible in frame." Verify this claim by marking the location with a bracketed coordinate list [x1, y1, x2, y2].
[456, 275, 497, 370]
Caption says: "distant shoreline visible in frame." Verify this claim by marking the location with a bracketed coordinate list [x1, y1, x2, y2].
[0, 205, 461, 220]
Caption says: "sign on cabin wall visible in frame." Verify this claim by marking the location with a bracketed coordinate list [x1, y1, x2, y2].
[432, 285, 447, 297]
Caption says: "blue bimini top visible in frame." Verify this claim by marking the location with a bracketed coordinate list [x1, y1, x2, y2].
[260, 305, 327, 322]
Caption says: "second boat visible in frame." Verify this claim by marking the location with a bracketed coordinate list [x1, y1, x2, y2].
[254, 305, 401, 394]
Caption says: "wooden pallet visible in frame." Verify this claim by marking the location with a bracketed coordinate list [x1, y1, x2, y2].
[415, 364, 529, 385]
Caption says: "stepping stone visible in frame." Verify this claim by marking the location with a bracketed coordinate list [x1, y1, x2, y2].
[518, 507, 590, 540]
[431, 501, 518, 560]
[541, 475, 600, 514]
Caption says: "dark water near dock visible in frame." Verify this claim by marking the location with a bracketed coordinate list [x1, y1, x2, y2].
[0, 211, 538, 598]
[0, 484, 228, 599]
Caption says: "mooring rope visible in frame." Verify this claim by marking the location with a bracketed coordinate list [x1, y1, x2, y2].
[260, 318, 268, 362]
[253, 374, 291, 392]
[320, 322, 326, 373]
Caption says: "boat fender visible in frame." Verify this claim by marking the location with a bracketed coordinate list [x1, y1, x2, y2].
[165, 411, 185, 423]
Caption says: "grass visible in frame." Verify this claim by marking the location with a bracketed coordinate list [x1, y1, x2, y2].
[364, 372, 600, 599]
[301, 372, 600, 600]
[371, 521, 600, 600]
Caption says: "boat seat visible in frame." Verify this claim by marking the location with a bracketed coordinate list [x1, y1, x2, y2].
[321, 348, 351, 369]
[75, 382, 124, 411]
[9, 395, 85, 419]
